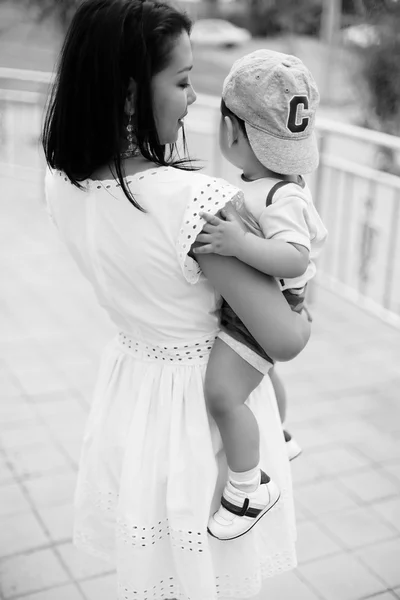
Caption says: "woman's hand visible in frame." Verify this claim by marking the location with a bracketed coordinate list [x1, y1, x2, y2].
[193, 210, 246, 257]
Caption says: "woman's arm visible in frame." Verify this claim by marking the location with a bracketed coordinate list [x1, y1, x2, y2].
[194, 251, 310, 362]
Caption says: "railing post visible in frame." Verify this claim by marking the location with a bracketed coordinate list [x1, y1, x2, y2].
[308, 131, 327, 306]
[383, 190, 400, 311]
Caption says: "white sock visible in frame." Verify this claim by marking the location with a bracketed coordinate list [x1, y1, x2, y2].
[228, 465, 261, 493]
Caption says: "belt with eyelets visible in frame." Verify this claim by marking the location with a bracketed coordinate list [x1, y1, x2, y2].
[118, 332, 217, 365]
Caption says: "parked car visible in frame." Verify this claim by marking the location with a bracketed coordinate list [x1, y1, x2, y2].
[190, 19, 251, 48]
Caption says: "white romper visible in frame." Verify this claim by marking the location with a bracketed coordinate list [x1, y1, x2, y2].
[45, 165, 297, 600]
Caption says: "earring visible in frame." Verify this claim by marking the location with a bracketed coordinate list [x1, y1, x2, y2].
[121, 112, 140, 159]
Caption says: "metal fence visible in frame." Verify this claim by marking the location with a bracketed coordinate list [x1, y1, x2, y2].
[1, 68, 400, 328]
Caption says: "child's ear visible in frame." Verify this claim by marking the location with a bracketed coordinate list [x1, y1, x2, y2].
[224, 115, 239, 148]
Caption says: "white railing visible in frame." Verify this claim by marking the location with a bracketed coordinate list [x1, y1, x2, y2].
[313, 120, 400, 328]
[1, 68, 400, 327]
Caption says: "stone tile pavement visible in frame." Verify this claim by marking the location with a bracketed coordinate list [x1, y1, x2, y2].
[1, 168, 400, 600]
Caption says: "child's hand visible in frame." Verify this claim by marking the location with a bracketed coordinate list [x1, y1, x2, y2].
[193, 210, 245, 257]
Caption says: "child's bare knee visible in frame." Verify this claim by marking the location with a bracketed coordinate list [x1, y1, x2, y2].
[204, 377, 234, 419]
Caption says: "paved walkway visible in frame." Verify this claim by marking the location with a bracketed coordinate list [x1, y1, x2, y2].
[0, 168, 400, 600]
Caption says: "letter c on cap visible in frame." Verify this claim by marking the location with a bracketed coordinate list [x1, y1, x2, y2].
[287, 95, 309, 133]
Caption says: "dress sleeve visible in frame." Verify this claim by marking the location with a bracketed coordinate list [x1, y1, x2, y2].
[176, 176, 244, 284]
[258, 190, 311, 251]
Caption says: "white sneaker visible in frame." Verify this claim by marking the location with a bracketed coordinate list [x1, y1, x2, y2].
[207, 470, 280, 541]
[284, 430, 302, 461]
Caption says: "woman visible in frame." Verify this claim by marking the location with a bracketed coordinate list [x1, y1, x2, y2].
[42, 1, 310, 598]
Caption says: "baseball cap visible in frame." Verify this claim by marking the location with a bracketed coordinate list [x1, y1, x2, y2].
[222, 49, 320, 175]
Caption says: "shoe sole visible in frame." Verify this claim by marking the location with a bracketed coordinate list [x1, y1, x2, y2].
[207, 490, 281, 541]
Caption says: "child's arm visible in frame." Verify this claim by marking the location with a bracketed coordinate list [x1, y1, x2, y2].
[236, 235, 309, 278]
[191, 201, 310, 362]
[194, 210, 309, 278]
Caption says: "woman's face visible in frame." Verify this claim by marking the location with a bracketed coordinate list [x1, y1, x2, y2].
[151, 31, 197, 145]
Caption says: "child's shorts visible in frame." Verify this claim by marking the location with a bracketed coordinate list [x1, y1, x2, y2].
[218, 285, 311, 375]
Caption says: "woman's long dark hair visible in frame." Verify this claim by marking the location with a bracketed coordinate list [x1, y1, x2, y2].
[42, 0, 193, 209]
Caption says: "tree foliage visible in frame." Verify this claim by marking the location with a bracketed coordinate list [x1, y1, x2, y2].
[360, 1, 400, 135]
[355, 0, 400, 172]
[3, 0, 81, 31]
[223, 0, 323, 37]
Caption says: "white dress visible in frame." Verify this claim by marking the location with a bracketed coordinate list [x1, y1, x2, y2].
[45, 165, 297, 600]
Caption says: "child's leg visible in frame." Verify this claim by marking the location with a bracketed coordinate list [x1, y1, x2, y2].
[269, 366, 287, 423]
[206, 337, 281, 540]
[269, 366, 302, 461]
[204, 337, 263, 473]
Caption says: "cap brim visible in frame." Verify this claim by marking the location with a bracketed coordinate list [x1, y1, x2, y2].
[245, 125, 319, 175]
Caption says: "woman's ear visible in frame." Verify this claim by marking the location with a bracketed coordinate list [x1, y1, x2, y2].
[124, 78, 137, 116]
[224, 115, 239, 148]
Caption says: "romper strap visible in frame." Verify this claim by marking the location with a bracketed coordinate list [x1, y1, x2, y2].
[266, 177, 304, 291]
[265, 181, 292, 207]
[265, 176, 304, 207]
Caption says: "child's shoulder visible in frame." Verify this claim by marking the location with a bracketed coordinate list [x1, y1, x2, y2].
[267, 176, 313, 207]
[240, 175, 312, 210]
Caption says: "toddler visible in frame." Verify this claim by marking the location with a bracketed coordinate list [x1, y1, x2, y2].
[194, 50, 327, 540]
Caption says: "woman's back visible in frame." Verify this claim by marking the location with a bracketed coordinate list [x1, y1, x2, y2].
[45, 166, 236, 344]
[46, 163, 298, 598]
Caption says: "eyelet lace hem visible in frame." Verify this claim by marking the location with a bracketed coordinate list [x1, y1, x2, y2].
[115, 552, 297, 599]
[74, 480, 297, 599]
[176, 180, 244, 284]
[75, 525, 296, 600]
